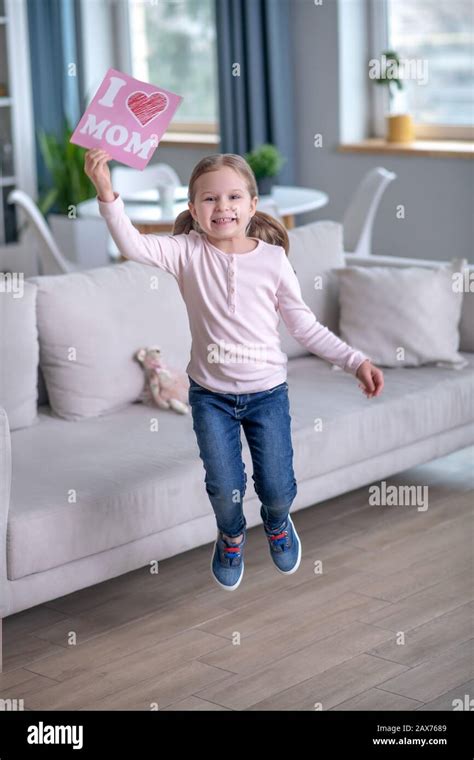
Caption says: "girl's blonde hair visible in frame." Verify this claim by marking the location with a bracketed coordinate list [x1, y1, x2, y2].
[172, 153, 289, 255]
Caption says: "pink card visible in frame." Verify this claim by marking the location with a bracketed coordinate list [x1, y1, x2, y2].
[70, 67, 183, 169]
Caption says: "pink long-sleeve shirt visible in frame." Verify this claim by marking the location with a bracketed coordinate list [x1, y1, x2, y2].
[97, 192, 369, 394]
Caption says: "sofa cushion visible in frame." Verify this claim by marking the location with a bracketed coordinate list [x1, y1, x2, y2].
[8, 401, 210, 579]
[0, 280, 39, 430]
[460, 283, 474, 353]
[285, 353, 474, 484]
[281, 221, 346, 359]
[8, 352, 474, 579]
[28, 261, 192, 420]
[335, 259, 468, 369]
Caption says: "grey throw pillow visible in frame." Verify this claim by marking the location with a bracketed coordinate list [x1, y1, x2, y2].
[28, 261, 192, 420]
[334, 258, 468, 369]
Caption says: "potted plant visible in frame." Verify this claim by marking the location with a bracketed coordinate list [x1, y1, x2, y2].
[37, 116, 109, 267]
[244, 143, 286, 195]
[370, 50, 414, 143]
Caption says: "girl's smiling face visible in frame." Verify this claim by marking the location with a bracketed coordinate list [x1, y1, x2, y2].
[188, 167, 258, 243]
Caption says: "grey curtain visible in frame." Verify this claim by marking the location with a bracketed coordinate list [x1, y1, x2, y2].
[215, 0, 296, 184]
[26, 0, 84, 203]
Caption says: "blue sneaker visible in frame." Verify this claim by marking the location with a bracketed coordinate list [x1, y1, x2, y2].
[211, 528, 246, 591]
[263, 515, 301, 574]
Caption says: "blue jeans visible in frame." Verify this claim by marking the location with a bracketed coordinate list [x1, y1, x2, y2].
[188, 375, 297, 537]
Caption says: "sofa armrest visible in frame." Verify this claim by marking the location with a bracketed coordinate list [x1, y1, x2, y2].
[343, 253, 474, 354]
[0, 406, 12, 617]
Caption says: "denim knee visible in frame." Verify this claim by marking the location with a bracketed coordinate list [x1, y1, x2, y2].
[258, 476, 297, 511]
[205, 468, 247, 499]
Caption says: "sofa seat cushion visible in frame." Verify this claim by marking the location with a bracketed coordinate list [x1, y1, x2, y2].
[8, 399, 205, 580]
[8, 354, 474, 580]
[286, 353, 474, 483]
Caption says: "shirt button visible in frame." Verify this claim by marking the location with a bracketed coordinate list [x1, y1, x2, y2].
[230, 287, 235, 293]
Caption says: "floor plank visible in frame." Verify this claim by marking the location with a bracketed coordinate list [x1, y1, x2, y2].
[375, 639, 474, 703]
[334, 687, 422, 711]
[247, 653, 410, 711]
[194, 623, 398, 710]
[367, 603, 474, 667]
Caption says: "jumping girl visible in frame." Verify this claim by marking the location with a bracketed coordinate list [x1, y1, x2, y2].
[84, 148, 384, 591]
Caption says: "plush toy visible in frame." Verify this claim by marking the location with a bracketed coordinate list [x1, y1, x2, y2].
[135, 346, 190, 414]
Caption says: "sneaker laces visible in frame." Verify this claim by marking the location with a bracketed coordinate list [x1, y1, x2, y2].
[265, 521, 290, 550]
[221, 535, 243, 564]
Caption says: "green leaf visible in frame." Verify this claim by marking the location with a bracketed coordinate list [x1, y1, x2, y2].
[244, 143, 286, 180]
[36, 117, 97, 217]
[37, 187, 59, 217]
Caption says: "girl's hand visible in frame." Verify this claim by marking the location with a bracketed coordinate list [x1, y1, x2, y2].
[84, 148, 113, 197]
[356, 359, 384, 398]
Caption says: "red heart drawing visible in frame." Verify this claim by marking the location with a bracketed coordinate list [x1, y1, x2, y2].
[126, 91, 169, 127]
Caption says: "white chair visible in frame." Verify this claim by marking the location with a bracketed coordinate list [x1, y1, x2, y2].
[7, 190, 77, 275]
[107, 163, 182, 258]
[257, 198, 283, 223]
[111, 163, 181, 197]
[342, 167, 396, 257]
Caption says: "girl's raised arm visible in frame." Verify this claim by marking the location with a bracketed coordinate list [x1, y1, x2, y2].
[84, 148, 192, 278]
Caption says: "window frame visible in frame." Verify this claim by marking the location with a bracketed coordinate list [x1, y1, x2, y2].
[117, 0, 219, 137]
[369, 0, 474, 141]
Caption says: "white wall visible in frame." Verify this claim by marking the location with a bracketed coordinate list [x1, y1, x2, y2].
[290, 0, 473, 262]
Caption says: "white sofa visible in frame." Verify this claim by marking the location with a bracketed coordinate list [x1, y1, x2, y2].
[1, 221, 473, 671]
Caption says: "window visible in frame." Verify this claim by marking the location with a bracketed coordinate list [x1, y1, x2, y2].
[128, 0, 218, 134]
[371, 0, 473, 139]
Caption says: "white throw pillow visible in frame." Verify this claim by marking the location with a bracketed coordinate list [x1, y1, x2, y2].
[334, 258, 469, 369]
[280, 220, 346, 359]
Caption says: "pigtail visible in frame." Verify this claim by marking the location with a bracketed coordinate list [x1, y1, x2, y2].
[246, 210, 289, 255]
[172, 209, 201, 236]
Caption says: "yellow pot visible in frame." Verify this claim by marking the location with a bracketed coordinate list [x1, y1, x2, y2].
[386, 113, 415, 143]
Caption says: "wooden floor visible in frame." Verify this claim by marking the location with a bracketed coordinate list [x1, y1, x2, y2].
[1, 446, 472, 711]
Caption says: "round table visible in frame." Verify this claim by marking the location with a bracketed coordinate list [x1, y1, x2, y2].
[77, 185, 328, 232]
